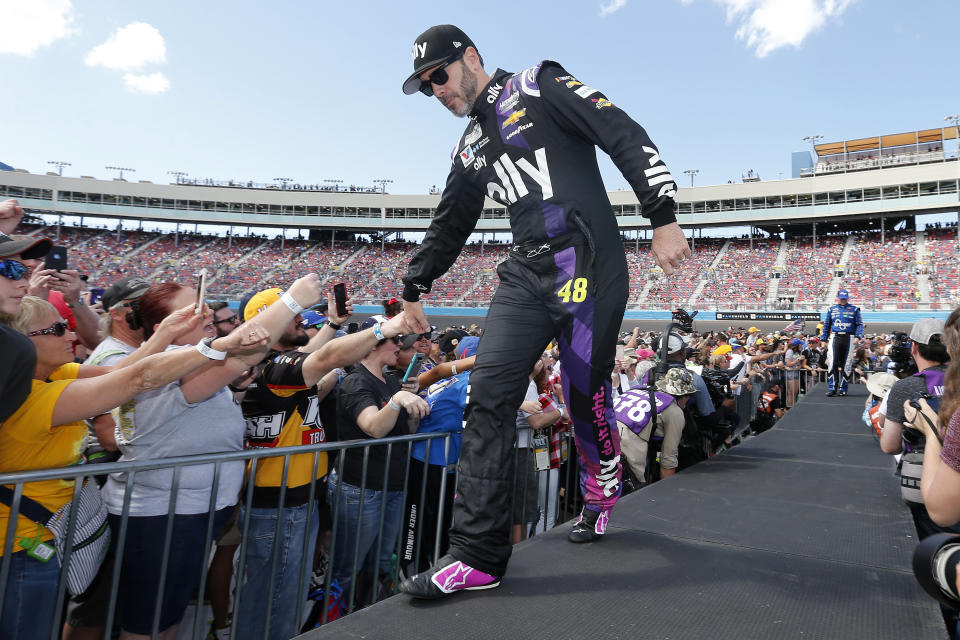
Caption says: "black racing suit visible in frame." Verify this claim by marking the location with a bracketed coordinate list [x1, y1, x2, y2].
[401, 62, 679, 577]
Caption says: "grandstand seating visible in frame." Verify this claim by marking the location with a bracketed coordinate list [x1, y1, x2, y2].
[13, 220, 956, 310]
[841, 231, 918, 306]
[643, 238, 725, 309]
[118, 233, 212, 283]
[779, 236, 846, 305]
[207, 237, 321, 296]
[926, 226, 960, 306]
[426, 244, 504, 304]
[460, 245, 510, 304]
[74, 230, 153, 287]
[698, 238, 780, 309]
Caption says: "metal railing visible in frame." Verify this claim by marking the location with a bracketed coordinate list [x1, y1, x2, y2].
[0, 425, 587, 640]
[0, 371, 833, 639]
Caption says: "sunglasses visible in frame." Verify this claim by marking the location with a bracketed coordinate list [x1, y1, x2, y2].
[29, 320, 69, 338]
[0, 259, 29, 281]
[214, 314, 239, 326]
[418, 51, 464, 97]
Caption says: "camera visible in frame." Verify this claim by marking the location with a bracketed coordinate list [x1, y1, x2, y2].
[910, 390, 942, 413]
[671, 308, 697, 333]
[913, 533, 960, 608]
[889, 331, 917, 377]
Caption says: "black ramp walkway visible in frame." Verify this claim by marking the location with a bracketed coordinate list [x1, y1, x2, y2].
[300, 385, 945, 640]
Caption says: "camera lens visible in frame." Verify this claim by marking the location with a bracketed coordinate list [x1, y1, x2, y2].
[913, 533, 960, 608]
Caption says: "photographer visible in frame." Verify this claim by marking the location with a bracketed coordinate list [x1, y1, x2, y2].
[879, 318, 957, 547]
[879, 319, 949, 458]
[615, 368, 697, 485]
[907, 308, 960, 526]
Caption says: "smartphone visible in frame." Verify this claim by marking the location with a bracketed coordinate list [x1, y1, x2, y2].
[194, 269, 208, 315]
[46, 245, 68, 271]
[404, 352, 426, 383]
[616, 344, 625, 360]
[333, 282, 347, 317]
[89, 288, 105, 306]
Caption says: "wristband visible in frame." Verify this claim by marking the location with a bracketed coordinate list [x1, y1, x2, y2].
[372, 322, 385, 341]
[196, 337, 227, 361]
[558, 407, 566, 420]
[388, 398, 402, 411]
[450, 363, 458, 375]
[280, 291, 305, 315]
[326, 320, 342, 330]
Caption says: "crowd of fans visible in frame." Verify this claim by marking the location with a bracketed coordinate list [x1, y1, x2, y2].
[10, 217, 960, 310]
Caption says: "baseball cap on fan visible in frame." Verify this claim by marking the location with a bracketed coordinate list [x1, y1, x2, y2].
[402, 25, 477, 95]
[0, 234, 51, 260]
[101, 276, 150, 311]
[654, 332, 688, 355]
[909, 317, 945, 345]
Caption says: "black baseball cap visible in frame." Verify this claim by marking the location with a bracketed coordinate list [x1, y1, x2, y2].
[101, 276, 150, 311]
[402, 25, 477, 95]
[0, 234, 52, 260]
[438, 329, 469, 353]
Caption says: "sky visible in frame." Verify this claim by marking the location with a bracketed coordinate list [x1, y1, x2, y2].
[2, 0, 960, 197]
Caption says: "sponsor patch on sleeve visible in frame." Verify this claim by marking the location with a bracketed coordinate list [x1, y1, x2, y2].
[574, 85, 598, 99]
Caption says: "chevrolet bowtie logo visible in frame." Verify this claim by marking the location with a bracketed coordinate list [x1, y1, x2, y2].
[502, 109, 525, 129]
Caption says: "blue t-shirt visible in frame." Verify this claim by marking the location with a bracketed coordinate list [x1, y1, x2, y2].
[411, 373, 468, 466]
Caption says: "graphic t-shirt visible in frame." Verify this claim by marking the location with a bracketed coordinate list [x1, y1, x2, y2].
[242, 349, 330, 507]
[412, 373, 468, 466]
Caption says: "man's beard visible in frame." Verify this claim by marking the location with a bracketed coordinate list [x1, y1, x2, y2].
[279, 330, 309, 349]
[449, 68, 479, 118]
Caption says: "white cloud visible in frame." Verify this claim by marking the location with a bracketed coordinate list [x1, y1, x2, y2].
[714, 0, 853, 57]
[85, 22, 166, 71]
[599, 0, 628, 17]
[123, 72, 170, 94]
[0, 0, 76, 56]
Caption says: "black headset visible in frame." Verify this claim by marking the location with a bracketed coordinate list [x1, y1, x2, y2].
[125, 301, 143, 331]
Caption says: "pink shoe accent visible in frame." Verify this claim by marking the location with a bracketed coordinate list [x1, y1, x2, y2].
[595, 510, 610, 535]
[430, 561, 499, 594]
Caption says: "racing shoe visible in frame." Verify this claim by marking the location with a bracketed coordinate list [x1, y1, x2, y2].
[826, 390, 836, 397]
[839, 390, 847, 396]
[568, 507, 610, 543]
[398, 555, 500, 599]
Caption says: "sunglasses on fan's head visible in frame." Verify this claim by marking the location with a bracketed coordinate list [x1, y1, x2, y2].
[418, 51, 464, 97]
[0, 260, 29, 281]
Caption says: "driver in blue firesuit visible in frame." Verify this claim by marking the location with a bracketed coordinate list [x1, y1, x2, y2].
[819, 289, 863, 396]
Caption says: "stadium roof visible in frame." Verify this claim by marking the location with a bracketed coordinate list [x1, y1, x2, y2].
[815, 127, 958, 157]
[0, 161, 13, 171]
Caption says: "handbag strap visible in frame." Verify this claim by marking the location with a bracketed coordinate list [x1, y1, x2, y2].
[0, 485, 55, 525]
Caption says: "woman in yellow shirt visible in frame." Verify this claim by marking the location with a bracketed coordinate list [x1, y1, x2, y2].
[0, 296, 272, 640]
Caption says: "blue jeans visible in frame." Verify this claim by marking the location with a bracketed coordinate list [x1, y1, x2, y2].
[235, 502, 318, 640]
[327, 471, 404, 606]
[1, 550, 61, 640]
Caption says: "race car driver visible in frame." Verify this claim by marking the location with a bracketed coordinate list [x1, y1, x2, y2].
[396, 24, 690, 599]
[820, 288, 864, 396]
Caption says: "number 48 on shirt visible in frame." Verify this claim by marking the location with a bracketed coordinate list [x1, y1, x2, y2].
[557, 277, 588, 303]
